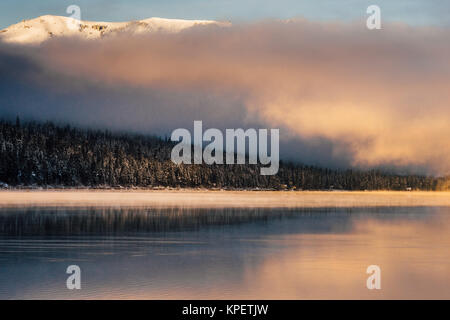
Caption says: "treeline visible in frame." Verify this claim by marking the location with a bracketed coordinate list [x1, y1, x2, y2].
[0, 119, 448, 190]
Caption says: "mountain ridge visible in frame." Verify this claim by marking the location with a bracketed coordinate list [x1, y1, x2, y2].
[0, 15, 226, 44]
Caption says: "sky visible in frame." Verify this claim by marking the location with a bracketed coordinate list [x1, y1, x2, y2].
[1, 0, 450, 29]
[1, 1, 450, 175]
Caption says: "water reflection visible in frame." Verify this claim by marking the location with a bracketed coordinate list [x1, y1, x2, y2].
[0, 206, 438, 235]
[0, 206, 448, 299]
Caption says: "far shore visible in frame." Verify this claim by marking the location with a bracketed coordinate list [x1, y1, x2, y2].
[0, 190, 449, 208]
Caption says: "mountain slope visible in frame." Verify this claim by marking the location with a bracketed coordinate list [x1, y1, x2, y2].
[0, 15, 224, 44]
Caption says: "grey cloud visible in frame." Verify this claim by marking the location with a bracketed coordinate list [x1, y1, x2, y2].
[1, 19, 449, 175]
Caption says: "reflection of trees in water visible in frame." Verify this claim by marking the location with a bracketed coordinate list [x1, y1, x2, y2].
[0, 206, 291, 235]
[0, 206, 442, 236]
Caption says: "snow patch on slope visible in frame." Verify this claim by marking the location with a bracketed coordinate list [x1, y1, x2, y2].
[0, 15, 226, 45]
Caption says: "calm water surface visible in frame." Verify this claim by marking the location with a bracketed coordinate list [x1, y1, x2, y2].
[0, 206, 449, 299]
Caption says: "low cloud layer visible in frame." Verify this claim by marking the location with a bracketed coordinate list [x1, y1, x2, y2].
[1, 20, 449, 175]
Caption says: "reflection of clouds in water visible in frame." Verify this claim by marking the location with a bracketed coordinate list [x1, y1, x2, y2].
[247, 213, 450, 299]
[0, 206, 448, 299]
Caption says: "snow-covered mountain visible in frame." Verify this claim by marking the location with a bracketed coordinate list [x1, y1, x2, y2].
[0, 15, 225, 44]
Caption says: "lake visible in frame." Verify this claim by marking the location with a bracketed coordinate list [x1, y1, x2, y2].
[0, 191, 449, 299]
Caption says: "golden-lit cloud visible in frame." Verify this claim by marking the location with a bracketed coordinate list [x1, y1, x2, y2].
[2, 20, 450, 174]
